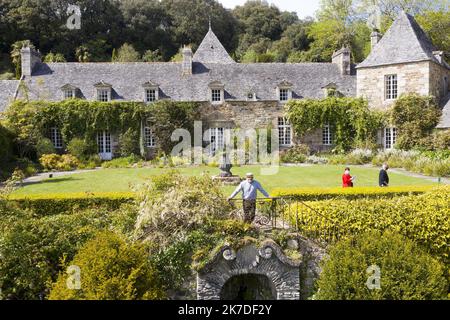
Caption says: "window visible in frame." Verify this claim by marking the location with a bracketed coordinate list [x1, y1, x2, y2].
[278, 117, 292, 146]
[97, 89, 110, 102]
[385, 74, 398, 100]
[64, 89, 75, 99]
[145, 89, 157, 103]
[211, 89, 222, 103]
[279, 88, 289, 102]
[384, 127, 397, 149]
[50, 127, 63, 149]
[209, 127, 224, 155]
[322, 125, 332, 146]
[97, 131, 111, 154]
[144, 127, 156, 148]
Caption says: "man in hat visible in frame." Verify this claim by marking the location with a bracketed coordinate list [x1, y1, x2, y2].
[228, 173, 270, 223]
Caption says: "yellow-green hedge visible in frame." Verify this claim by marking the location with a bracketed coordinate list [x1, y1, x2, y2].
[273, 185, 435, 201]
[287, 186, 450, 262]
[6, 192, 136, 216]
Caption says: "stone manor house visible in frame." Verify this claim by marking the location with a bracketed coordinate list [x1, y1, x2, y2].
[0, 11, 448, 160]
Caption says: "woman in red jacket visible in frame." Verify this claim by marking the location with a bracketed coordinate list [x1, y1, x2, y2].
[342, 167, 354, 188]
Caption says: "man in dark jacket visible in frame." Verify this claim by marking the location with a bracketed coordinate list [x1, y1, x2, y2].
[379, 163, 390, 187]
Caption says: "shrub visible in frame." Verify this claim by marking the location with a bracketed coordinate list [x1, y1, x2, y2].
[36, 138, 56, 157]
[118, 128, 139, 157]
[102, 155, 141, 168]
[281, 144, 310, 163]
[7, 192, 135, 216]
[306, 155, 329, 164]
[39, 153, 79, 171]
[67, 137, 96, 160]
[78, 154, 102, 169]
[390, 94, 442, 150]
[316, 230, 448, 300]
[273, 185, 433, 201]
[134, 172, 233, 246]
[287, 187, 450, 262]
[48, 231, 165, 300]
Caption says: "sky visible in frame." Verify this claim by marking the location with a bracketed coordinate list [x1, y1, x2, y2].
[219, 0, 321, 19]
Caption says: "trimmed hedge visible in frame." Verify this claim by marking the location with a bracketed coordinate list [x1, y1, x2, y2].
[287, 186, 450, 263]
[6, 192, 135, 216]
[273, 185, 435, 201]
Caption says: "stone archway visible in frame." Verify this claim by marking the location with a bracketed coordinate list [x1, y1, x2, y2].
[197, 240, 301, 300]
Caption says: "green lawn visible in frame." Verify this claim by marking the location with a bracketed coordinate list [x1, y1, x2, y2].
[13, 165, 439, 196]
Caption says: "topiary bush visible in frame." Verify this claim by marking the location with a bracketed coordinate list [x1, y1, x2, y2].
[316, 230, 448, 300]
[48, 231, 165, 300]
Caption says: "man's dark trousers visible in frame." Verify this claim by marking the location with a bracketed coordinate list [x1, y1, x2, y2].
[243, 199, 257, 223]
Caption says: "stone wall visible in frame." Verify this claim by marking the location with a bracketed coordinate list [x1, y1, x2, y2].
[357, 61, 430, 110]
[429, 61, 450, 102]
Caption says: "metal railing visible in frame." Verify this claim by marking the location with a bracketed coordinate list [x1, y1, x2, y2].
[228, 197, 342, 247]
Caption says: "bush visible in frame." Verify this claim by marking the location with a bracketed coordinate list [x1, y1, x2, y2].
[316, 230, 448, 300]
[281, 144, 310, 163]
[67, 138, 96, 160]
[134, 172, 233, 246]
[327, 149, 374, 165]
[7, 192, 135, 216]
[273, 185, 433, 201]
[102, 155, 141, 168]
[48, 231, 165, 300]
[39, 153, 79, 171]
[288, 187, 450, 262]
[391, 94, 442, 150]
[36, 138, 56, 157]
[118, 128, 140, 157]
[78, 154, 102, 169]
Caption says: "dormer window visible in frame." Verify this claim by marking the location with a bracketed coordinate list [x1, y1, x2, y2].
[212, 89, 221, 102]
[208, 81, 224, 104]
[247, 91, 257, 101]
[142, 81, 159, 103]
[98, 89, 109, 102]
[277, 81, 293, 103]
[60, 84, 78, 100]
[279, 89, 289, 102]
[94, 81, 112, 102]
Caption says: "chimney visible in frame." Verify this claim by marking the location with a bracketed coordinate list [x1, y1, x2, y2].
[433, 51, 444, 64]
[20, 46, 41, 77]
[370, 31, 382, 50]
[182, 46, 193, 75]
[332, 47, 351, 75]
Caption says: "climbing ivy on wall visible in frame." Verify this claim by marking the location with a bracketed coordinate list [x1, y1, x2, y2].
[3, 99, 200, 158]
[285, 97, 386, 152]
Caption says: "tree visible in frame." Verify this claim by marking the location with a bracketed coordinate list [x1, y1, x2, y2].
[43, 52, 66, 63]
[162, 0, 238, 57]
[10, 40, 34, 78]
[112, 43, 141, 62]
[416, 10, 450, 55]
[142, 49, 163, 62]
[76, 39, 111, 62]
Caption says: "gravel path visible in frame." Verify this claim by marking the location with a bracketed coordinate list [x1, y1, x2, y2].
[22, 168, 102, 184]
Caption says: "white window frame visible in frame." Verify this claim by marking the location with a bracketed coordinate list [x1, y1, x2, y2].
[322, 125, 332, 146]
[278, 117, 292, 147]
[97, 88, 111, 102]
[211, 89, 223, 103]
[64, 89, 75, 99]
[384, 127, 397, 150]
[144, 127, 156, 148]
[50, 127, 63, 149]
[144, 88, 158, 103]
[385, 74, 398, 100]
[279, 88, 290, 102]
[209, 127, 225, 155]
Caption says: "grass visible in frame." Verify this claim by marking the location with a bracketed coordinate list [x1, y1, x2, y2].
[13, 164, 439, 196]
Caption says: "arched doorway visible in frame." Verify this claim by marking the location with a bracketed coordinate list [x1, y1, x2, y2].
[220, 274, 277, 300]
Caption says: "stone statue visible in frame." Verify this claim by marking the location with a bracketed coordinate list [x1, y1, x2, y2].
[219, 153, 233, 177]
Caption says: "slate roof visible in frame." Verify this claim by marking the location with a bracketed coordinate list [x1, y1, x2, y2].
[437, 93, 450, 128]
[15, 61, 355, 103]
[193, 27, 235, 64]
[357, 11, 446, 69]
[0, 80, 19, 113]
